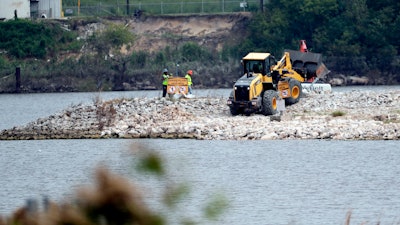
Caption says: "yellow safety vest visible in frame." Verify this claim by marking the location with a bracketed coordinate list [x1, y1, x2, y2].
[162, 74, 169, 85]
[185, 74, 192, 85]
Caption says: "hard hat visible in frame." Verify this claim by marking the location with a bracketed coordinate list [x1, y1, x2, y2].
[163, 68, 168, 73]
[187, 70, 193, 75]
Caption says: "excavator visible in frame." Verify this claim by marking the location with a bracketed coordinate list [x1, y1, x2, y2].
[227, 40, 331, 116]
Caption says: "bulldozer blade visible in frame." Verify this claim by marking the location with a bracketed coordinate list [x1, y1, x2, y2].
[315, 62, 330, 78]
[285, 49, 330, 79]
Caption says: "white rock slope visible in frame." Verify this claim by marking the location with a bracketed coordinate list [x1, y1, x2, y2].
[1, 90, 399, 140]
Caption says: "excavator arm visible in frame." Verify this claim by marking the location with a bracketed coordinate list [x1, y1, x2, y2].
[271, 52, 305, 83]
[272, 52, 292, 71]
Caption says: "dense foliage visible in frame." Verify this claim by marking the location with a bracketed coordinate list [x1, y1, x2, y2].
[243, 0, 400, 82]
[0, 19, 78, 59]
[1, 0, 400, 93]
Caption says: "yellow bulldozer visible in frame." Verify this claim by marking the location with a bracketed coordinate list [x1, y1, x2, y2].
[227, 40, 331, 116]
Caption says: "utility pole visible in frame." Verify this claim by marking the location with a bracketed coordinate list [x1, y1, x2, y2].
[260, 0, 264, 12]
[126, 0, 129, 15]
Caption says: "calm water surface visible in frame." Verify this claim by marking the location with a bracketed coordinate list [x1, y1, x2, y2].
[1, 87, 400, 224]
[1, 139, 399, 225]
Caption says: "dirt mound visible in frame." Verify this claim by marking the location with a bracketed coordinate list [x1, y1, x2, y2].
[127, 13, 251, 53]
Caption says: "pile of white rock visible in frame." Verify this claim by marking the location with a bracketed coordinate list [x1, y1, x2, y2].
[1, 89, 399, 140]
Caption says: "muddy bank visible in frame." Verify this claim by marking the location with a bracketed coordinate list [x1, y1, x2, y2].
[1, 89, 399, 140]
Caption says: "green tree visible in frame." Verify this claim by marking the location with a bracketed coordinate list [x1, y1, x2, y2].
[87, 23, 136, 90]
[0, 20, 76, 59]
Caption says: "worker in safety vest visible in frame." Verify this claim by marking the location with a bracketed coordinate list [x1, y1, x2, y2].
[162, 68, 170, 97]
[185, 70, 193, 94]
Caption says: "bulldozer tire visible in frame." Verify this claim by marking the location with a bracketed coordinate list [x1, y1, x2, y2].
[230, 106, 240, 116]
[285, 79, 302, 105]
[262, 90, 279, 116]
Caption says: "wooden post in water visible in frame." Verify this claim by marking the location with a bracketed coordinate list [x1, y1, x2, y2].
[15, 67, 21, 93]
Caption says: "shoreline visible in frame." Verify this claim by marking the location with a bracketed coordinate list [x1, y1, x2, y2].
[1, 89, 399, 140]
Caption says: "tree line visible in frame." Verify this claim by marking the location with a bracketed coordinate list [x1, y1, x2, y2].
[242, 0, 400, 84]
[0, 1, 399, 93]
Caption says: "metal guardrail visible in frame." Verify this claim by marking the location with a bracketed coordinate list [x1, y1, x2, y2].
[63, 0, 258, 17]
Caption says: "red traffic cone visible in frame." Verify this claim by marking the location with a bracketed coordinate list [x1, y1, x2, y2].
[299, 40, 308, 52]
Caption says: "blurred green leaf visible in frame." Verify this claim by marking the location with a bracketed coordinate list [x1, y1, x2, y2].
[163, 183, 190, 208]
[203, 193, 229, 221]
[136, 151, 164, 176]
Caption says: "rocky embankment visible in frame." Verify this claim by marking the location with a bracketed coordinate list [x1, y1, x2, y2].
[1, 89, 399, 140]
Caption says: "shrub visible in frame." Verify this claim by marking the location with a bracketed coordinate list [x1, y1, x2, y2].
[0, 19, 79, 59]
[180, 42, 212, 62]
[331, 110, 346, 117]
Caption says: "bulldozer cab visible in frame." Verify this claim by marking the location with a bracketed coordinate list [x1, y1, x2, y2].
[242, 52, 276, 77]
[244, 61, 263, 74]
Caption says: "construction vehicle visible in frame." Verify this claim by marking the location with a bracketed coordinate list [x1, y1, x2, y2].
[227, 40, 331, 116]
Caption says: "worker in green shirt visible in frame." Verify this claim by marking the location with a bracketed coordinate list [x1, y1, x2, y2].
[162, 68, 170, 97]
[185, 70, 193, 94]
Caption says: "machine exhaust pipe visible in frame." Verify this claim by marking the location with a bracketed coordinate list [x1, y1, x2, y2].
[299, 40, 308, 52]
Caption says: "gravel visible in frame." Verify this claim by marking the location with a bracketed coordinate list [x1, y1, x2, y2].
[1, 89, 399, 140]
